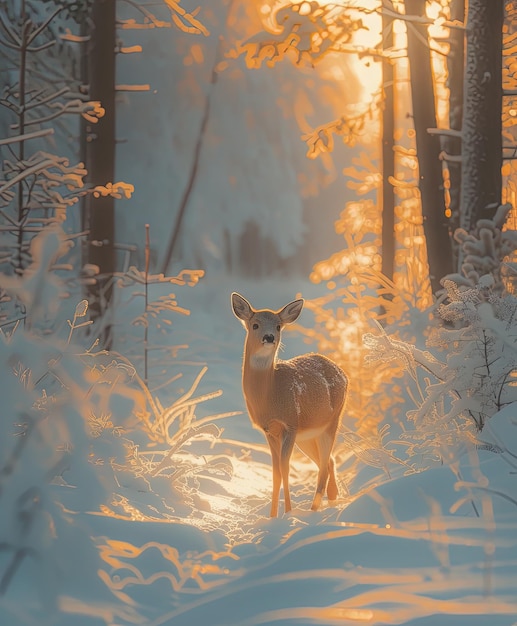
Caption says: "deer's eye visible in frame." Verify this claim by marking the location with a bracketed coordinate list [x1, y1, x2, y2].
[276, 325, 281, 332]
[253, 323, 259, 330]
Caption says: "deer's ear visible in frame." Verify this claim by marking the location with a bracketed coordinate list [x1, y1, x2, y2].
[279, 299, 304, 325]
[231, 292, 254, 322]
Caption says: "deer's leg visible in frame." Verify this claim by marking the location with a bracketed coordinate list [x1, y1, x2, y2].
[267, 435, 282, 518]
[298, 438, 338, 506]
[280, 429, 296, 514]
[325, 415, 341, 502]
[327, 454, 338, 501]
[296, 438, 320, 467]
[312, 431, 334, 511]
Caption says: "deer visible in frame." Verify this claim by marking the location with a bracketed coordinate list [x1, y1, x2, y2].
[231, 292, 348, 517]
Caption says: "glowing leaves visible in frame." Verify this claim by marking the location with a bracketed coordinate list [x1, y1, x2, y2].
[117, 1, 208, 34]
[344, 151, 382, 195]
[311, 239, 381, 284]
[82, 100, 105, 124]
[311, 197, 381, 284]
[92, 181, 134, 199]
[304, 125, 335, 158]
[163, 0, 209, 36]
[303, 111, 370, 158]
[229, 1, 363, 69]
[336, 199, 380, 238]
[118, 266, 204, 287]
[229, 26, 301, 70]
[171, 268, 204, 286]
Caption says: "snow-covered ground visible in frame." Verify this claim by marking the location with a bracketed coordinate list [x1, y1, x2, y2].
[2, 1, 517, 622]
[2, 273, 517, 626]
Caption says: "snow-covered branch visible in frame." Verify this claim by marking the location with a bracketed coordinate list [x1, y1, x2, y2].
[427, 127, 462, 138]
[0, 128, 54, 146]
[381, 4, 465, 32]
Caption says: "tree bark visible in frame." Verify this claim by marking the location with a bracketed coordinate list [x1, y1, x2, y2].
[444, 0, 465, 259]
[406, 0, 453, 292]
[460, 0, 503, 233]
[381, 7, 395, 282]
[85, 0, 116, 344]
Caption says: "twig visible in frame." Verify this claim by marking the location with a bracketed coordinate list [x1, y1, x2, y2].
[144, 224, 150, 385]
[161, 2, 232, 272]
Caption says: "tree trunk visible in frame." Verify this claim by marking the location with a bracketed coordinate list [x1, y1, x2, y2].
[460, 0, 503, 233]
[381, 7, 395, 282]
[444, 0, 465, 262]
[85, 0, 116, 344]
[406, 0, 453, 292]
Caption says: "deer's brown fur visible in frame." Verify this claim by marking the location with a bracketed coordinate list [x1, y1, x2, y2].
[231, 292, 348, 517]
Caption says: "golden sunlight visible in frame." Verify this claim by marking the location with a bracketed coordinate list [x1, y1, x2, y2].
[306, 0, 450, 102]
[315, 0, 382, 99]
[254, 0, 453, 309]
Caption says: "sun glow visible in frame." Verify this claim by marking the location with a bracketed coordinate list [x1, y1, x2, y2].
[312, 0, 383, 100]
[248, 0, 455, 309]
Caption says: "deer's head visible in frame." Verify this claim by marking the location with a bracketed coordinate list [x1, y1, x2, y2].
[231, 293, 304, 368]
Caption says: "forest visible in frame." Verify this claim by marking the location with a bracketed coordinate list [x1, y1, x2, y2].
[1, 0, 517, 624]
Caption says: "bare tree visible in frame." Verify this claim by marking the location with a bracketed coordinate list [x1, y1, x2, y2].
[381, 4, 395, 282]
[0, 1, 101, 323]
[84, 0, 116, 339]
[405, 0, 453, 292]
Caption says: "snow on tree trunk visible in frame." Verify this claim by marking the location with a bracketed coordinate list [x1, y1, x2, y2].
[460, 0, 503, 234]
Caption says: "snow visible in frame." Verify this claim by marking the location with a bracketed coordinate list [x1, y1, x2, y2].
[2, 274, 517, 626]
[2, 3, 517, 624]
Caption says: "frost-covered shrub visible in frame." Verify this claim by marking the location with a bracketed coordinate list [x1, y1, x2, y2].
[0, 224, 129, 616]
[114, 245, 204, 385]
[298, 144, 435, 466]
[0, 228, 232, 619]
[0, 315, 109, 615]
[364, 273, 517, 467]
[358, 206, 517, 465]
[446, 203, 517, 293]
[298, 269, 416, 430]
[0, 228, 202, 619]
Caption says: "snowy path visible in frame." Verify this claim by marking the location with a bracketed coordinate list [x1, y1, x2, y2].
[3, 276, 517, 625]
[75, 276, 517, 626]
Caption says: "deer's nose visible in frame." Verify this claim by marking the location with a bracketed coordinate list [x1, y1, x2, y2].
[262, 333, 275, 344]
